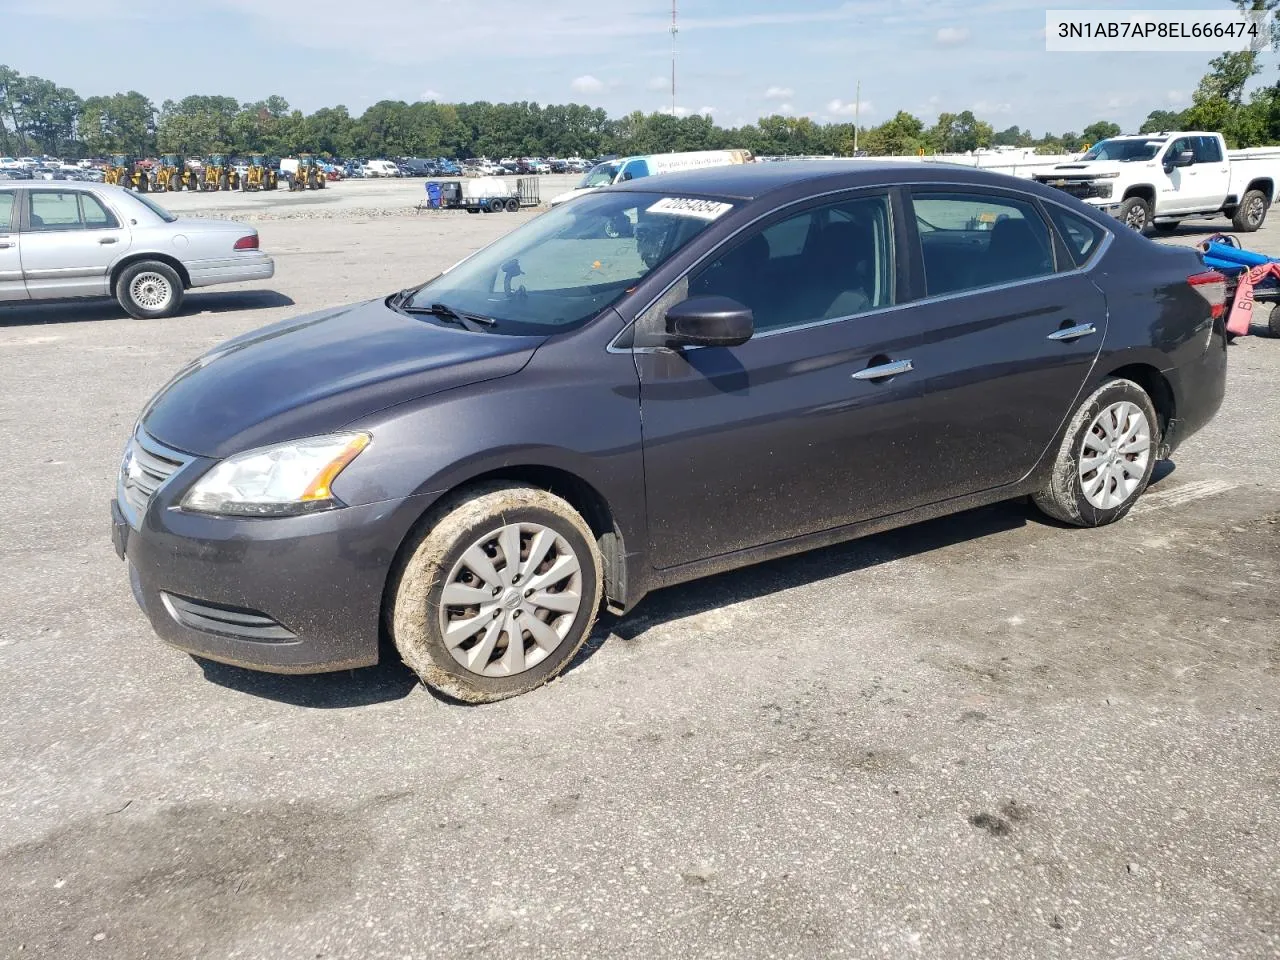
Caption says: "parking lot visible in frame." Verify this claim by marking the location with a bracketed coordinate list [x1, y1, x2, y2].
[1, 187, 1277, 959]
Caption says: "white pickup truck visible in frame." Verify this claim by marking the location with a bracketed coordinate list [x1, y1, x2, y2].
[1032, 131, 1280, 234]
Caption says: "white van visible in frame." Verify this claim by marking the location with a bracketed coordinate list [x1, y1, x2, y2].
[363, 159, 401, 178]
[548, 149, 754, 206]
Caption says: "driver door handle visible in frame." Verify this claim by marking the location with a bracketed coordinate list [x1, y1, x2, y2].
[852, 358, 913, 381]
[1047, 322, 1096, 342]
[99, 237, 118, 244]
[0, 241, 12, 249]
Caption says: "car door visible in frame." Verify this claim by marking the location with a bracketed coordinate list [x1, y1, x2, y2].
[898, 189, 1107, 502]
[20, 189, 128, 299]
[635, 189, 949, 570]
[0, 188, 27, 301]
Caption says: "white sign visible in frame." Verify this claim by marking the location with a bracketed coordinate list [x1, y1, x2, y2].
[646, 197, 735, 221]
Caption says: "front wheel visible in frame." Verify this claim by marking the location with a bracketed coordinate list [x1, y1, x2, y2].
[1032, 378, 1160, 527]
[116, 260, 185, 320]
[390, 484, 603, 703]
[1118, 197, 1151, 233]
[1232, 189, 1267, 232]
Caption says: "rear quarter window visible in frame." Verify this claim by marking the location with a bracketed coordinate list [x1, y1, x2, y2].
[1046, 206, 1107, 268]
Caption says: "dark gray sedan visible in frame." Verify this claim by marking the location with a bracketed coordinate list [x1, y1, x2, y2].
[112, 161, 1228, 702]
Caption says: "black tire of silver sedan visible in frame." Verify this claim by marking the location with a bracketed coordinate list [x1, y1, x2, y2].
[1032, 378, 1160, 527]
[116, 261, 184, 319]
[1118, 197, 1151, 233]
[1231, 189, 1268, 232]
[390, 483, 603, 703]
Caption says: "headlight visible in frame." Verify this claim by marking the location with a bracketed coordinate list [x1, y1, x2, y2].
[181, 432, 370, 517]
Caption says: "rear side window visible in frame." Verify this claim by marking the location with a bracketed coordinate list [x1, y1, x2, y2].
[912, 192, 1055, 296]
[28, 192, 83, 231]
[0, 190, 14, 230]
[1046, 206, 1106, 267]
[80, 193, 119, 229]
[1195, 136, 1223, 164]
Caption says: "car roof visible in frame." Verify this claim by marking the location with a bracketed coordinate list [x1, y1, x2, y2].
[608, 159, 1065, 202]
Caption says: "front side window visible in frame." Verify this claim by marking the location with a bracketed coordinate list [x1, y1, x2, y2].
[1167, 138, 1193, 163]
[690, 194, 894, 333]
[0, 190, 15, 229]
[28, 191, 83, 231]
[912, 192, 1055, 296]
[405, 190, 735, 334]
[579, 162, 621, 188]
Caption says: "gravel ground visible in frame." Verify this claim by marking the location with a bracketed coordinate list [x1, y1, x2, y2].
[0, 203, 1277, 960]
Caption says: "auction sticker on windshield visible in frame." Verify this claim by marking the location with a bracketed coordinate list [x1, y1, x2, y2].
[647, 197, 734, 220]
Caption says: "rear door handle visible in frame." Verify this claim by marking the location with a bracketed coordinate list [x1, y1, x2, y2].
[852, 358, 913, 381]
[1047, 323, 1096, 342]
[0, 241, 12, 249]
[99, 237, 118, 244]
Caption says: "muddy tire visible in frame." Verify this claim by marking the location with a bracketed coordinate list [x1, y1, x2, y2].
[1118, 197, 1151, 233]
[390, 483, 603, 703]
[1032, 378, 1160, 527]
[116, 260, 184, 320]
[1231, 189, 1268, 232]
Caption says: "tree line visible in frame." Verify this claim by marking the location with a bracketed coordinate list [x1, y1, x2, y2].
[2, 50, 1279, 162]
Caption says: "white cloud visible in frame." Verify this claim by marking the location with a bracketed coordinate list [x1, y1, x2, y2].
[765, 85, 794, 99]
[972, 100, 1012, 115]
[827, 98, 873, 117]
[936, 26, 970, 45]
[698, 105, 715, 116]
[647, 76, 670, 91]
[420, 89, 441, 101]
[659, 105, 692, 117]
[779, 103, 794, 115]
[571, 75, 604, 93]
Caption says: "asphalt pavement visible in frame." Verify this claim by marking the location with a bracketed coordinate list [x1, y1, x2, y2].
[0, 197, 1277, 960]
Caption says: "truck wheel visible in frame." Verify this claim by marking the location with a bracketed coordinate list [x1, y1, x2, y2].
[1232, 189, 1267, 232]
[506, 197, 520, 212]
[389, 483, 603, 703]
[1267, 303, 1280, 338]
[1119, 197, 1151, 233]
[116, 261, 185, 320]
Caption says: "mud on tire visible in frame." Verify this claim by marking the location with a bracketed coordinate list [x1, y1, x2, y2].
[389, 483, 603, 703]
[1032, 378, 1161, 527]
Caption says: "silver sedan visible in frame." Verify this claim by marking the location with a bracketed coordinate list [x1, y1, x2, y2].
[0, 182, 274, 318]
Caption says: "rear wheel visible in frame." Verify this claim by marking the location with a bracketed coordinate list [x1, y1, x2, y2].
[390, 483, 603, 703]
[1119, 197, 1151, 233]
[1267, 302, 1280, 338]
[1232, 189, 1267, 232]
[116, 260, 185, 320]
[1032, 378, 1160, 527]
[506, 197, 520, 212]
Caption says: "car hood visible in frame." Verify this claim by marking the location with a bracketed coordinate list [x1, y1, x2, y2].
[548, 186, 600, 207]
[142, 299, 545, 459]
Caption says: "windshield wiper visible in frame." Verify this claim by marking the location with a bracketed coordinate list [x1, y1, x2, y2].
[401, 301, 497, 332]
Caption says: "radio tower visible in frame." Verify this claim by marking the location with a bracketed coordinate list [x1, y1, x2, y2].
[671, 0, 678, 116]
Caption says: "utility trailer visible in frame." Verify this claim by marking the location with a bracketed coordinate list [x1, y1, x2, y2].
[417, 177, 542, 213]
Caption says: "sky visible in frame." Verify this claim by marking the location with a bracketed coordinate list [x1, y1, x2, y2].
[0, 0, 1273, 134]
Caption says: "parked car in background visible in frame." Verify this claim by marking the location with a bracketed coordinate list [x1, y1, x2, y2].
[1033, 130, 1280, 233]
[0, 183, 274, 318]
[363, 159, 401, 178]
[110, 161, 1226, 704]
[549, 149, 756, 206]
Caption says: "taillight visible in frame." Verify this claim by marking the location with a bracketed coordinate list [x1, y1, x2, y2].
[233, 234, 259, 251]
[1187, 270, 1226, 319]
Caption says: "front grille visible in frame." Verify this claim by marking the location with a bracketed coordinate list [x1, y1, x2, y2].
[1035, 177, 1107, 201]
[119, 429, 191, 525]
[161, 592, 297, 643]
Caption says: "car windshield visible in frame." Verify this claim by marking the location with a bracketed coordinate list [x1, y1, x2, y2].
[1080, 138, 1163, 161]
[578, 162, 621, 188]
[127, 190, 178, 223]
[404, 190, 736, 334]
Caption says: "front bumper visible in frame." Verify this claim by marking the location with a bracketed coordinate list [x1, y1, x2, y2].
[112, 487, 427, 674]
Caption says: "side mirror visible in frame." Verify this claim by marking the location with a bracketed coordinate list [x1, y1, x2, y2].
[1169, 150, 1195, 169]
[664, 295, 754, 348]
